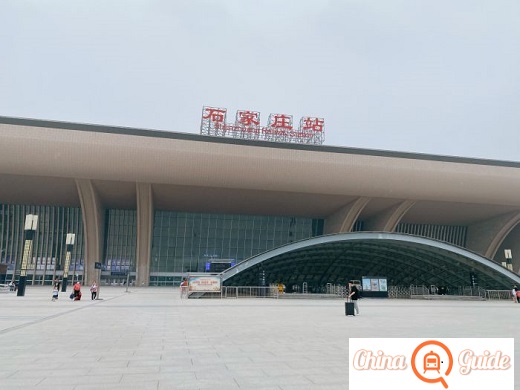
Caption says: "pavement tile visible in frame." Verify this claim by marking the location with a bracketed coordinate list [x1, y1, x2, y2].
[1, 286, 520, 389]
[236, 375, 313, 387]
[121, 371, 196, 382]
[39, 374, 123, 386]
[75, 382, 158, 390]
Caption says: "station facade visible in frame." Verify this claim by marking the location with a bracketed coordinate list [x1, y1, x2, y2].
[1, 116, 520, 290]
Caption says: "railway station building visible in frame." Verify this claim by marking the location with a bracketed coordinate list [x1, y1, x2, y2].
[1, 116, 520, 291]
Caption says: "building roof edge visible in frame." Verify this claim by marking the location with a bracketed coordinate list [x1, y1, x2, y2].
[1, 115, 518, 168]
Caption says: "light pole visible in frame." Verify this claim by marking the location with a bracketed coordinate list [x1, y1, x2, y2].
[17, 214, 38, 297]
[505, 249, 513, 271]
[61, 233, 75, 292]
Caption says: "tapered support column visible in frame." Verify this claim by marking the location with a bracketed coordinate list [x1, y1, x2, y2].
[136, 183, 154, 287]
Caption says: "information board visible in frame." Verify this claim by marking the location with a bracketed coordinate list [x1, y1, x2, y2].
[361, 276, 388, 298]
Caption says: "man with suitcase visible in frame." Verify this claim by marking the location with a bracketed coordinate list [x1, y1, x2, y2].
[347, 283, 360, 316]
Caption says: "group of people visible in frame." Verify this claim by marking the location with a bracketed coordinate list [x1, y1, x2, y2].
[50, 278, 98, 301]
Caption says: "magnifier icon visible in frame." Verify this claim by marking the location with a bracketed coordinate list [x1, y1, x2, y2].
[411, 340, 453, 389]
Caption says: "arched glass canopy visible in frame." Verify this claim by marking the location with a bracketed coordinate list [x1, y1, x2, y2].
[221, 232, 520, 290]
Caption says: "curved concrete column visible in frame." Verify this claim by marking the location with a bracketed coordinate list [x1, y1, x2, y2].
[466, 211, 520, 259]
[136, 183, 153, 287]
[324, 197, 370, 234]
[76, 179, 104, 285]
[363, 200, 416, 232]
[495, 225, 520, 272]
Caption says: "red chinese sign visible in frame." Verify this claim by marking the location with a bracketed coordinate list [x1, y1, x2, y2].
[236, 110, 260, 126]
[201, 106, 325, 145]
[268, 114, 293, 130]
[202, 107, 227, 123]
[301, 117, 324, 132]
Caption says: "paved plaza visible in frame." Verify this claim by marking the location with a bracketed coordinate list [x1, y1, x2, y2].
[0, 286, 518, 389]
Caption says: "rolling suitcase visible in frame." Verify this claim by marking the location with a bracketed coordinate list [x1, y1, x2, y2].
[345, 300, 355, 316]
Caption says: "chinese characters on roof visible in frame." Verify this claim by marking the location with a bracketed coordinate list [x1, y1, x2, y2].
[200, 106, 325, 145]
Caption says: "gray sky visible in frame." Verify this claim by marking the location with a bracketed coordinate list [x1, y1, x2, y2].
[1, 0, 519, 161]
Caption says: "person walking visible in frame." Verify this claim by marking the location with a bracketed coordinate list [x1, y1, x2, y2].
[90, 281, 98, 300]
[51, 284, 59, 301]
[180, 278, 188, 299]
[53, 278, 61, 291]
[348, 283, 360, 315]
[512, 286, 517, 303]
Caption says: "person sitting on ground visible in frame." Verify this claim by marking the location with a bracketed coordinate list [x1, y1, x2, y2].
[73, 281, 82, 301]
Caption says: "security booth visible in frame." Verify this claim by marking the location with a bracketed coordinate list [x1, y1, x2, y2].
[361, 276, 388, 298]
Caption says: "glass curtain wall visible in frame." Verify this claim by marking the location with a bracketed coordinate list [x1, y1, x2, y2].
[0, 204, 84, 285]
[151, 211, 323, 285]
[103, 209, 137, 285]
[395, 223, 467, 247]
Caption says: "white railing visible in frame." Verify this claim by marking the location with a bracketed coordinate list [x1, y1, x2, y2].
[388, 286, 411, 299]
[221, 286, 279, 298]
[409, 285, 488, 298]
[219, 285, 512, 301]
[410, 285, 429, 295]
[459, 286, 487, 298]
[388, 285, 497, 299]
[325, 283, 347, 297]
[485, 290, 512, 300]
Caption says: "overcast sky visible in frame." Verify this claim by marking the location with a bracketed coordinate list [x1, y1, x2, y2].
[1, 1, 519, 161]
